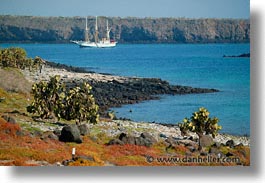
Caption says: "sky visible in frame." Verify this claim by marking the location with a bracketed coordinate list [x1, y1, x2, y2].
[0, 0, 249, 18]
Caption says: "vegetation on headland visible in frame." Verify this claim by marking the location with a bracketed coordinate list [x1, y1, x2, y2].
[0, 47, 250, 166]
[0, 47, 44, 70]
[0, 15, 250, 43]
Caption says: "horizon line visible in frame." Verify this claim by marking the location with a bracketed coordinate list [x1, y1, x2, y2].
[0, 14, 250, 20]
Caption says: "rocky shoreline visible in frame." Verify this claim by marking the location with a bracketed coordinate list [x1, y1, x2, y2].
[20, 62, 249, 147]
[22, 61, 219, 115]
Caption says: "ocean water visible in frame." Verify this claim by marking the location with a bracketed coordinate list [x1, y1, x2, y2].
[1, 43, 250, 135]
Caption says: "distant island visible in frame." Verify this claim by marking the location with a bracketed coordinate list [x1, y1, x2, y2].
[223, 53, 250, 58]
[0, 15, 250, 44]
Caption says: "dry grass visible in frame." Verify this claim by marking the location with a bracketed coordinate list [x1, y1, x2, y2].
[0, 87, 31, 114]
[0, 68, 32, 94]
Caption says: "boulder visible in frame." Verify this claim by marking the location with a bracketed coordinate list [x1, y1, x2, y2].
[107, 139, 124, 145]
[199, 135, 214, 147]
[140, 132, 157, 144]
[226, 140, 235, 148]
[118, 133, 135, 144]
[78, 124, 89, 136]
[121, 136, 135, 145]
[111, 132, 157, 147]
[59, 124, 82, 143]
[118, 132, 127, 141]
[134, 137, 145, 146]
[135, 136, 154, 147]
[53, 129, 61, 137]
[165, 136, 179, 147]
[41, 131, 59, 141]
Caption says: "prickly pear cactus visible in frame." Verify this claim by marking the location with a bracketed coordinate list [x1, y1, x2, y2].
[27, 75, 64, 119]
[27, 76, 99, 124]
[62, 82, 99, 124]
[178, 107, 222, 138]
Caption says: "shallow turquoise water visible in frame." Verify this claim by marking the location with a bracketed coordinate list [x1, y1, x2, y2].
[1, 43, 250, 135]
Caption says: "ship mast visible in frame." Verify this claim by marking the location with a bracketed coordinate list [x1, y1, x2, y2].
[95, 16, 99, 43]
[106, 19, 111, 41]
[84, 16, 89, 42]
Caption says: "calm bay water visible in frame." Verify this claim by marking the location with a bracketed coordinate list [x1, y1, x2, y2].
[1, 43, 250, 135]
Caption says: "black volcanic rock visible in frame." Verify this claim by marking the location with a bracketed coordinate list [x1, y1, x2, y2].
[59, 124, 82, 143]
[64, 76, 219, 116]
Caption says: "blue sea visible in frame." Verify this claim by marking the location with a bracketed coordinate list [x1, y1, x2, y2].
[1, 43, 250, 136]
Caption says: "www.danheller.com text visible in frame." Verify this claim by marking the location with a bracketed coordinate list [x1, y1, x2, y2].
[145, 155, 241, 164]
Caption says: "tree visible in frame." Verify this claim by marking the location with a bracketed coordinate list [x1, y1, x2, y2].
[178, 107, 222, 148]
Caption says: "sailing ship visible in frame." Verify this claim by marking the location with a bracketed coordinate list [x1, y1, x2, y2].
[72, 16, 117, 48]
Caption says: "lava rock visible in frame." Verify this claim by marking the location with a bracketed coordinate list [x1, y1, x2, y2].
[59, 124, 82, 143]
[107, 139, 124, 145]
[68, 75, 219, 116]
[53, 129, 61, 137]
[78, 124, 89, 136]
[41, 131, 59, 141]
[165, 136, 179, 147]
[109, 132, 156, 147]
[226, 140, 235, 148]
[134, 137, 147, 146]
[140, 132, 157, 144]
[199, 135, 214, 147]
[121, 135, 135, 145]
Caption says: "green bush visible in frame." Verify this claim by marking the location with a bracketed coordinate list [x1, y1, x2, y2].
[27, 75, 99, 124]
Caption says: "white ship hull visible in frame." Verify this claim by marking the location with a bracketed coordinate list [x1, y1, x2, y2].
[78, 41, 117, 48]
